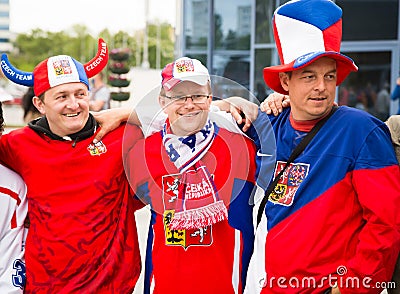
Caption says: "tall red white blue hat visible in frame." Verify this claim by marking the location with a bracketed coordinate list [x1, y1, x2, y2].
[0, 38, 108, 97]
[161, 57, 210, 91]
[263, 0, 358, 95]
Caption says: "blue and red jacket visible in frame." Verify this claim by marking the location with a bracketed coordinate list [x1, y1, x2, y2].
[248, 106, 400, 293]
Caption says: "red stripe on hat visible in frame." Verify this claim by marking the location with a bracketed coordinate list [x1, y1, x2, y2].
[161, 62, 174, 86]
[33, 58, 51, 97]
[322, 19, 342, 52]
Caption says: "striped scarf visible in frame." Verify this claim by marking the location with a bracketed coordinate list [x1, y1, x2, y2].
[162, 119, 228, 230]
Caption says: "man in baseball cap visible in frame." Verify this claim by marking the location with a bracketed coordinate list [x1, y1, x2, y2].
[244, 0, 400, 293]
[126, 56, 257, 293]
[0, 38, 144, 292]
[161, 56, 210, 91]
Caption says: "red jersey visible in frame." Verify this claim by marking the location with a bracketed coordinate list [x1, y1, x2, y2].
[0, 121, 143, 294]
[126, 125, 257, 294]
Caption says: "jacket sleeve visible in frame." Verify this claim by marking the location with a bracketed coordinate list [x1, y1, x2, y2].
[0, 132, 21, 174]
[341, 124, 400, 294]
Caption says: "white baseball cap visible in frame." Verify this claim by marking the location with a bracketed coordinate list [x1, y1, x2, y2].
[161, 57, 210, 91]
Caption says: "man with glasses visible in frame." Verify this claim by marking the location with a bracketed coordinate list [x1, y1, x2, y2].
[125, 57, 257, 293]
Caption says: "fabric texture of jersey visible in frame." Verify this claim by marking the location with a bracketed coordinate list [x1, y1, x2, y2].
[0, 164, 27, 293]
[247, 106, 400, 294]
[126, 125, 257, 294]
[0, 123, 143, 294]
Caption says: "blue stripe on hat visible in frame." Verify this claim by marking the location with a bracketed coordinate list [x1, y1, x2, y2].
[71, 58, 89, 88]
[293, 51, 356, 68]
[277, 0, 342, 31]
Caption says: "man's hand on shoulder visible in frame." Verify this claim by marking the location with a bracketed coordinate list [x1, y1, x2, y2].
[212, 96, 258, 132]
[260, 92, 290, 116]
[91, 107, 133, 143]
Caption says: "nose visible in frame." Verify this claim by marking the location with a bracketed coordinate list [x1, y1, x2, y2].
[314, 76, 327, 92]
[66, 95, 79, 109]
[183, 96, 196, 107]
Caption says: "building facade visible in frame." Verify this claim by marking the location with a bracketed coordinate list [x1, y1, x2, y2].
[176, 0, 400, 120]
[0, 0, 12, 52]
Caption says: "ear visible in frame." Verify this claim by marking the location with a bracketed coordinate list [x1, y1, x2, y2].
[32, 96, 46, 115]
[158, 95, 169, 113]
[279, 72, 290, 92]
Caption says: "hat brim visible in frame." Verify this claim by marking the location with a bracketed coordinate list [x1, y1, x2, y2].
[263, 52, 358, 95]
[163, 74, 210, 91]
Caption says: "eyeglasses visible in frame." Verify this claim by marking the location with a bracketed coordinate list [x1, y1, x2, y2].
[163, 94, 211, 105]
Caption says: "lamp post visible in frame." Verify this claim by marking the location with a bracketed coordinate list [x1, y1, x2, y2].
[141, 0, 150, 69]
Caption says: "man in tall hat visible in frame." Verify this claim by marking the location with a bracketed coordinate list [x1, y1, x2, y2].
[0, 38, 144, 293]
[244, 0, 400, 293]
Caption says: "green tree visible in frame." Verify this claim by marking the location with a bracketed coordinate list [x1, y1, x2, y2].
[147, 22, 175, 68]
[7, 23, 175, 71]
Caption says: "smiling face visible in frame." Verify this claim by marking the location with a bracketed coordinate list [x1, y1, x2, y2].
[279, 57, 337, 121]
[159, 81, 212, 136]
[33, 82, 90, 137]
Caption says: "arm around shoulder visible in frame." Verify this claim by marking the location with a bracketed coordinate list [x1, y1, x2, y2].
[92, 107, 141, 143]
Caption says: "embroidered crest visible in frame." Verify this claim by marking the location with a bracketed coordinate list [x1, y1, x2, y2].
[52, 59, 72, 76]
[87, 141, 107, 156]
[162, 174, 212, 249]
[163, 210, 212, 249]
[175, 59, 195, 74]
[269, 161, 310, 206]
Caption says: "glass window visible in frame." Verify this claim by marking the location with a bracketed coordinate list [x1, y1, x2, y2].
[212, 53, 251, 99]
[255, 0, 276, 44]
[214, 0, 251, 50]
[255, 0, 399, 42]
[337, 0, 398, 41]
[339, 51, 391, 121]
[186, 54, 207, 67]
[184, 0, 209, 50]
[254, 49, 273, 102]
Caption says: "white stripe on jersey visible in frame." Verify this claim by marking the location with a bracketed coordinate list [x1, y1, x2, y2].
[0, 164, 27, 293]
[244, 185, 268, 294]
[232, 229, 241, 294]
